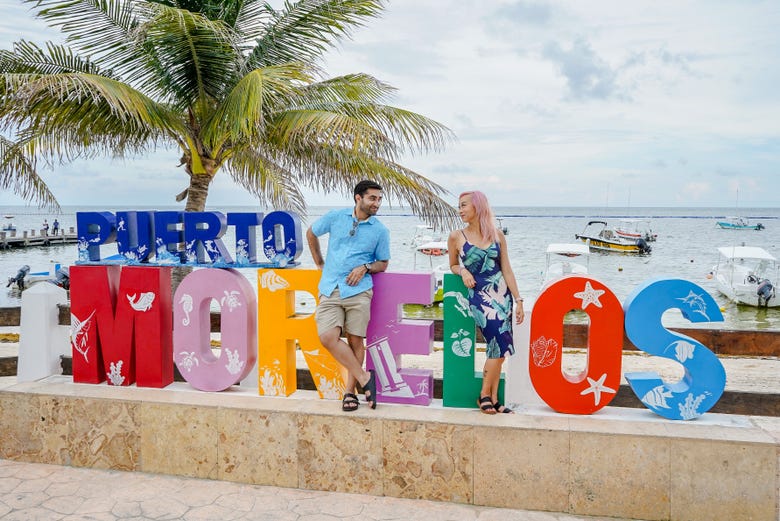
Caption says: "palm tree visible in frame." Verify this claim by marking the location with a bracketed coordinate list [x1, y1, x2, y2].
[0, 0, 457, 227]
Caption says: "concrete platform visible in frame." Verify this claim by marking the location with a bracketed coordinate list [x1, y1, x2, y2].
[0, 376, 777, 520]
[0, 459, 634, 521]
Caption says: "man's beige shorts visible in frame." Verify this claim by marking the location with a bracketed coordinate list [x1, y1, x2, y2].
[315, 288, 373, 337]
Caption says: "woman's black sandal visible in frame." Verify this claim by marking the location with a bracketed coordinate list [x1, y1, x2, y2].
[342, 393, 359, 412]
[494, 401, 514, 414]
[477, 396, 496, 414]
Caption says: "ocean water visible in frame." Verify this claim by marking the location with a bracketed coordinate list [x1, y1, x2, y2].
[2, 205, 779, 331]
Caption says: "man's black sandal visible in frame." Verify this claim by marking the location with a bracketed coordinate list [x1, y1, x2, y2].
[342, 393, 359, 412]
[364, 370, 377, 409]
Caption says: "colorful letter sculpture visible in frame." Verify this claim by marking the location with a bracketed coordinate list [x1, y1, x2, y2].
[366, 272, 435, 405]
[116, 211, 155, 262]
[623, 277, 726, 420]
[530, 276, 623, 414]
[70, 265, 173, 387]
[442, 273, 505, 408]
[256, 269, 345, 398]
[183, 212, 233, 264]
[173, 268, 257, 392]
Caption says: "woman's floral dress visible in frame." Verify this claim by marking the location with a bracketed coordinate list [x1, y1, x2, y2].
[460, 238, 515, 358]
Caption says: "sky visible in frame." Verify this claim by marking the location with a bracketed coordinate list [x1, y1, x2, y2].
[1, 1, 779, 209]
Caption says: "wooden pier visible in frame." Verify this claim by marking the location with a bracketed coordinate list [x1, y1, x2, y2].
[0, 227, 78, 249]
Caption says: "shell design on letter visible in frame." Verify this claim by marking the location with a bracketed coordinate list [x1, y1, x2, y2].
[260, 270, 290, 292]
[531, 336, 558, 368]
[127, 292, 155, 312]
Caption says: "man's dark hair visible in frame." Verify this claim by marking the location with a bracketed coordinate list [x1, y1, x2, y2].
[354, 180, 382, 199]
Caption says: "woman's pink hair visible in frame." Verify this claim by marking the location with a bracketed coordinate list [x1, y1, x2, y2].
[459, 191, 499, 244]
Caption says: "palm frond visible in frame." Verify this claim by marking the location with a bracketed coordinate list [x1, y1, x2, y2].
[201, 62, 313, 151]
[247, 0, 384, 69]
[0, 40, 105, 76]
[23, 0, 139, 63]
[0, 135, 59, 210]
[1, 73, 181, 161]
[134, 2, 241, 108]
[259, 142, 458, 228]
[224, 147, 306, 214]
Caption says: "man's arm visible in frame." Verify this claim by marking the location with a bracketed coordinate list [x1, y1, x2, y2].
[306, 226, 325, 269]
[365, 260, 388, 274]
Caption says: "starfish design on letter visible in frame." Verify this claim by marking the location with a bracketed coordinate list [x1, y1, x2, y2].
[580, 373, 616, 406]
[574, 281, 606, 309]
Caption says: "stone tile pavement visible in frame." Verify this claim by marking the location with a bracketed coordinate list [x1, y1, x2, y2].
[0, 459, 637, 521]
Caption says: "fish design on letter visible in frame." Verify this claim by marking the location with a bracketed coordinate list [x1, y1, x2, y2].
[127, 292, 155, 312]
[71, 309, 96, 362]
[641, 385, 674, 409]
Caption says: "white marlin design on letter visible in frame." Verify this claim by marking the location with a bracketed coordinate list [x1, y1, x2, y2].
[71, 309, 97, 362]
[127, 292, 155, 312]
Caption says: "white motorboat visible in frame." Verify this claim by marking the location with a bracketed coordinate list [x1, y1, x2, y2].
[575, 220, 652, 254]
[2, 215, 15, 232]
[710, 246, 778, 307]
[408, 225, 448, 303]
[5, 261, 68, 291]
[542, 243, 590, 286]
[614, 218, 657, 242]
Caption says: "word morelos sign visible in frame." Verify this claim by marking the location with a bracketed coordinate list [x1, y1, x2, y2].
[71, 210, 727, 420]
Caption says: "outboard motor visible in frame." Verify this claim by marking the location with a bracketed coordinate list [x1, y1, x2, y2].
[6, 265, 30, 290]
[757, 279, 774, 307]
[52, 266, 70, 290]
[636, 238, 651, 254]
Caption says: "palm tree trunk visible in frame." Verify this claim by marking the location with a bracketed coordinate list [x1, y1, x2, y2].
[185, 173, 212, 212]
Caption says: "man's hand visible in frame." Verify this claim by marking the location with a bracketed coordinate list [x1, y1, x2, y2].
[345, 264, 368, 286]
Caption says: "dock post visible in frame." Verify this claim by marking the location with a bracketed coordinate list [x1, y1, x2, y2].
[18, 283, 70, 382]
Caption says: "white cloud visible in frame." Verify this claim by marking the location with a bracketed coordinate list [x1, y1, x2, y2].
[1, 0, 779, 208]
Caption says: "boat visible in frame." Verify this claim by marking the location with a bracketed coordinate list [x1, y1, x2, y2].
[575, 220, 652, 254]
[716, 216, 765, 230]
[542, 243, 590, 286]
[409, 225, 449, 303]
[614, 218, 657, 242]
[5, 262, 68, 291]
[1, 215, 15, 232]
[709, 246, 778, 307]
[497, 218, 508, 235]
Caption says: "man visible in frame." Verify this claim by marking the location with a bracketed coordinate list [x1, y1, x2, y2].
[52, 219, 60, 236]
[306, 180, 390, 411]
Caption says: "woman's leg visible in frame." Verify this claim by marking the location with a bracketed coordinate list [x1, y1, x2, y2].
[483, 357, 505, 403]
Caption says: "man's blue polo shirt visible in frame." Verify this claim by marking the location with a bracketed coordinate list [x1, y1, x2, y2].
[311, 208, 391, 299]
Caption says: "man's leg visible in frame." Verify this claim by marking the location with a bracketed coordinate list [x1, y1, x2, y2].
[319, 327, 371, 390]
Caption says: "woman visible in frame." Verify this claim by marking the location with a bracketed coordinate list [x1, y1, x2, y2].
[447, 191, 524, 414]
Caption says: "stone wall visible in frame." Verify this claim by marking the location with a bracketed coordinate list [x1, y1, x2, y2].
[1, 376, 777, 520]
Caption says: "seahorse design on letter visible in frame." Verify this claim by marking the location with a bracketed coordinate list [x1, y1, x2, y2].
[179, 294, 193, 326]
